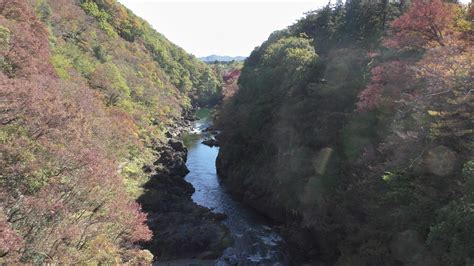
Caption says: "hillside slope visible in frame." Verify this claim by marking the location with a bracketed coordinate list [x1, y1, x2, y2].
[1, 0, 225, 263]
[217, 0, 473, 264]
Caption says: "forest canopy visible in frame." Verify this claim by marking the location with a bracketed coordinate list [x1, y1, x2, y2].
[217, 0, 473, 264]
[0, 0, 223, 262]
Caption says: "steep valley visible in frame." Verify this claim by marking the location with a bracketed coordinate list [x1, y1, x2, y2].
[1, 0, 473, 265]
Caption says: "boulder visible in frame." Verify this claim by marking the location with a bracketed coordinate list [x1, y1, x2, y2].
[202, 138, 219, 147]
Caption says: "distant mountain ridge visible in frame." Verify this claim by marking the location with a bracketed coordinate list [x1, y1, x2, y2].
[199, 55, 246, 62]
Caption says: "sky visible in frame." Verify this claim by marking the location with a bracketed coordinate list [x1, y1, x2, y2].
[117, 0, 328, 57]
[117, 0, 471, 57]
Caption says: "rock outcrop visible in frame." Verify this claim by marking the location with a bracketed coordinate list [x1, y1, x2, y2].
[139, 138, 232, 260]
[201, 138, 219, 147]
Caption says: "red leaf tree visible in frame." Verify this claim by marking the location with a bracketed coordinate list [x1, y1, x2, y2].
[384, 0, 456, 49]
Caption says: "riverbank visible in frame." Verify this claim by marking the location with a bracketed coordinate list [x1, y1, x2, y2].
[138, 111, 232, 261]
[138, 108, 292, 264]
[182, 110, 290, 265]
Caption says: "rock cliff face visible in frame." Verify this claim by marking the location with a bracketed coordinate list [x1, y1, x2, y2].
[140, 135, 232, 260]
[215, 152, 320, 262]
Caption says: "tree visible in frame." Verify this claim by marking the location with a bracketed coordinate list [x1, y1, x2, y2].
[89, 63, 131, 106]
[36, 0, 52, 23]
[1, 2, 152, 263]
[0, 215, 22, 260]
[0, 0, 54, 77]
[385, 0, 456, 49]
[357, 60, 416, 112]
[418, 38, 473, 141]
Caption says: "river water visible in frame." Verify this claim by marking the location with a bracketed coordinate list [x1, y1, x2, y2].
[182, 109, 289, 265]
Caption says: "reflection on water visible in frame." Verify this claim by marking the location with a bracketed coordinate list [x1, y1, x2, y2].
[183, 109, 288, 265]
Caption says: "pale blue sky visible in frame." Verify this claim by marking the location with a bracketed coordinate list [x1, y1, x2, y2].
[117, 0, 327, 57]
[117, 0, 471, 57]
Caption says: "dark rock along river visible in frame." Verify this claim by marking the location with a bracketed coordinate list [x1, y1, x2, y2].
[182, 109, 289, 265]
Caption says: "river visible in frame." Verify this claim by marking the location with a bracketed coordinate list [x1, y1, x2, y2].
[181, 108, 289, 265]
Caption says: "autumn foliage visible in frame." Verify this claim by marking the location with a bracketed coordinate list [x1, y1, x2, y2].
[354, 1, 473, 264]
[218, 0, 473, 264]
[1, 0, 153, 263]
[221, 69, 241, 99]
[2, 0, 225, 262]
[359, 0, 472, 140]
[357, 60, 416, 111]
[385, 0, 456, 49]
[0, 0, 54, 77]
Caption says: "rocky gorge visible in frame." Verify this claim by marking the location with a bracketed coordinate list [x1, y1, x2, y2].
[138, 114, 232, 260]
[3, 0, 470, 264]
[137, 109, 292, 264]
